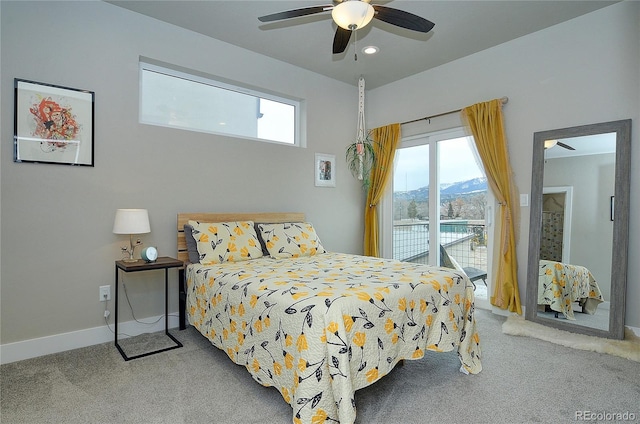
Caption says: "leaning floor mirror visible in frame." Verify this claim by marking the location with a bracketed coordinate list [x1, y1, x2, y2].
[525, 119, 631, 340]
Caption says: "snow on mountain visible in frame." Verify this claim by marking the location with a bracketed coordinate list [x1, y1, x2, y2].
[394, 177, 487, 201]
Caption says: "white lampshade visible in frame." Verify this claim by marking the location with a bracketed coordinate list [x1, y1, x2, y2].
[113, 209, 151, 234]
[332, 1, 375, 30]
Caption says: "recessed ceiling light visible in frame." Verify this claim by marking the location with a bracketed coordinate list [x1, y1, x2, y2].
[362, 46, 379, 55]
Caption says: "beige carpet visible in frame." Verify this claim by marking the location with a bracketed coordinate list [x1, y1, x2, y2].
[502, 315, 640, 362]
[3, 309, 639, 423]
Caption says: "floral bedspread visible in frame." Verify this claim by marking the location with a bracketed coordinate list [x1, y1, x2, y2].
[186, 252, 482, 424]
[537, 260, 604, 320]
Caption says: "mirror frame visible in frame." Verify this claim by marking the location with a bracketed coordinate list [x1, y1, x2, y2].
[525, 119, 631, 340]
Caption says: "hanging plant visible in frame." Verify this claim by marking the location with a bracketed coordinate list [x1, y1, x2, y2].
[346, 76, 376, 189]
[345, 134, 376, 189]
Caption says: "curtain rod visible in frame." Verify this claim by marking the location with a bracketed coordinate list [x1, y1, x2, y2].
[401, 96, 509, 126]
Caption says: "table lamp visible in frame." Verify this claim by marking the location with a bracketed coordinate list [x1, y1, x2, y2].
[113, 209, 151, 262]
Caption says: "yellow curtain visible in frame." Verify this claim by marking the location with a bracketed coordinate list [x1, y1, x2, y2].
[364, 123, 401, 257]
[461, 99, 522, 314]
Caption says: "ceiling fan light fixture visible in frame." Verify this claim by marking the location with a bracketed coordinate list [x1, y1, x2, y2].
[544, 139, 558, 149]
[332, 1, 375, 30]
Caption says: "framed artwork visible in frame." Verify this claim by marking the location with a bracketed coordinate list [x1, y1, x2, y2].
[14, 78, 95, 166]
[315, 153, 336, 187]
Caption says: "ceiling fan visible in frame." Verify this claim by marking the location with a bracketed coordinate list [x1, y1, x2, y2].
[544, 139, 576, 150]
[258, 0, 435, 54]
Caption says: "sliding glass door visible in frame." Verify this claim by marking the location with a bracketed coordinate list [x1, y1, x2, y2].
[383, 128, 491, 301]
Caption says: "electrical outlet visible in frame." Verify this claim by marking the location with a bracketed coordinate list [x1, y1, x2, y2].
[99, 285, 111, 302]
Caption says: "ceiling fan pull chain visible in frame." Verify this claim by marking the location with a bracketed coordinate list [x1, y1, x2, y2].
[354, 28, 358, 61]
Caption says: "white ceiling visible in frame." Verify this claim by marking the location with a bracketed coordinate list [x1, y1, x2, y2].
[107, 0, 618, 89]
[545, 133, 617, 159]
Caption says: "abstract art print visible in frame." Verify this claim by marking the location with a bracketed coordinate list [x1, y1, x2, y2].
[14, 79, 94, 166]
[315, 153, 336, 187]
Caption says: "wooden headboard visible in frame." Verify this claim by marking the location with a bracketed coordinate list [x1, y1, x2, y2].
[177, 212, 306, 264]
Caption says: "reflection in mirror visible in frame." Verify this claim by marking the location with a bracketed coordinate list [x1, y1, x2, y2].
[525, 120, 631, 340]
[539, 136, 614, 332]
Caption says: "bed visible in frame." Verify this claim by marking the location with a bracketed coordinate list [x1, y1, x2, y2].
[537, 259, 604, 320]
[177, 213, 482, 424]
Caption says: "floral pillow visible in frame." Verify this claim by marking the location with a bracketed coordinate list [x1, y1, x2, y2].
[188, 220, 263, 265]
[257, 222, 326, 259]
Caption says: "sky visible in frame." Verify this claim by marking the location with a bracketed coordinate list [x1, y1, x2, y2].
[393, 137, 485, 191]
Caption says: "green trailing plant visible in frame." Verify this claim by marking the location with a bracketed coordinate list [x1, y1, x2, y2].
[345, 135, 376, 190]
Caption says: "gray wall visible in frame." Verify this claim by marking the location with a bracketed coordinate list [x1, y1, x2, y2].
[0, 1, 365, 345]
[2, 1, 639, 350]
[367, 1, 639, 329]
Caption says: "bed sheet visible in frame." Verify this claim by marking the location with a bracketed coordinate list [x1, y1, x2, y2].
[537, 259, 604, 320]
[186, 252, 482, 424]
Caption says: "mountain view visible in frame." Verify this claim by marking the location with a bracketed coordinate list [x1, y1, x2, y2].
[394, 177, 487, 202]
[393, 177, 488, 221]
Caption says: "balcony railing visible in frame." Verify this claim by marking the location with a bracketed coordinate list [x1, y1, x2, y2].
[393, 220, 487, 282]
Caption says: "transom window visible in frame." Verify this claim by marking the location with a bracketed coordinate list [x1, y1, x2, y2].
[139, 61, 301, 146]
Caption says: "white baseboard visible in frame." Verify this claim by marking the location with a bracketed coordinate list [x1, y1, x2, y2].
[627, 325, 640, 337]
[479, 303, 640, 338]
[0, 314, 180, 365]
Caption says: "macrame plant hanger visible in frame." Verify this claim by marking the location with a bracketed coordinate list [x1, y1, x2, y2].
[355, 76, 366, 180]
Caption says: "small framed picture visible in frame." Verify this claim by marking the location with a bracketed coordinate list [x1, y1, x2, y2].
[315, 153, 336, 187]
[14, 78, 95, 166]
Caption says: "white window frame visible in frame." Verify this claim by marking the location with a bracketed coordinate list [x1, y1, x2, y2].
[139, 60, 304, 147]
[380, 126, 495, 310]
[381, 127, 469, 261]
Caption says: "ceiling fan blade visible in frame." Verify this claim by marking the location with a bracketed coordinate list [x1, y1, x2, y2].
[557, 141, 576, 150]
[372, 5, 435, 33]
[333, 27, 352, 54]
[258, 6, 331, 23]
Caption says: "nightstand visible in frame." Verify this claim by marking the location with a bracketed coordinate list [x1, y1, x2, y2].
[114, 256, 183, 360]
